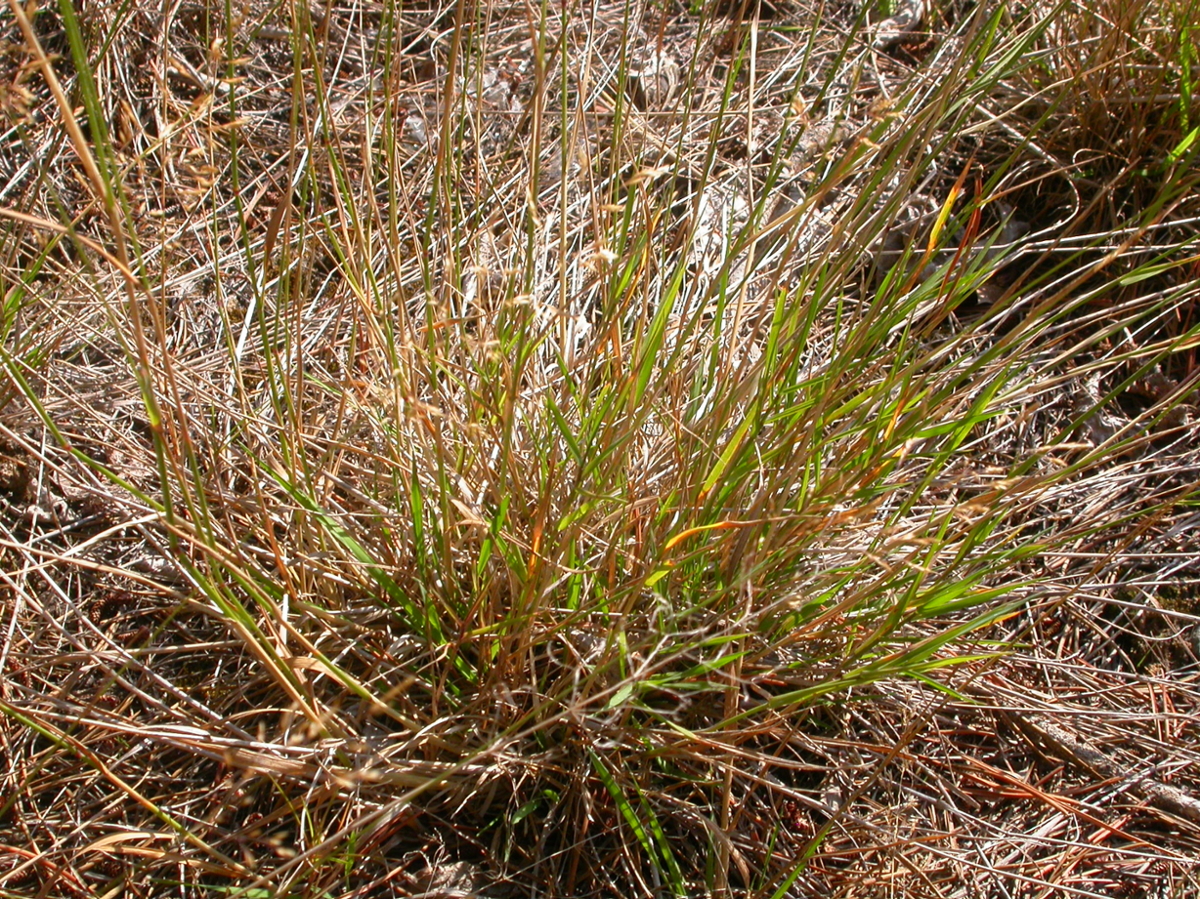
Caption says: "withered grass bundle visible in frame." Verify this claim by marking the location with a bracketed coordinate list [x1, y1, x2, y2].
[0, 0, 1198, 896]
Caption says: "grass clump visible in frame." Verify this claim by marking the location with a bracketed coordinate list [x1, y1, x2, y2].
[0, 0, 1198, 896]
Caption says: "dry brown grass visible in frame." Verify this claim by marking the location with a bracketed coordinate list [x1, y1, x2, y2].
[0, 0, 1198, 896]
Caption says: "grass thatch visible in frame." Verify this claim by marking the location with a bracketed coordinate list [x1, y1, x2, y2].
[1, 0, 1198, 896]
